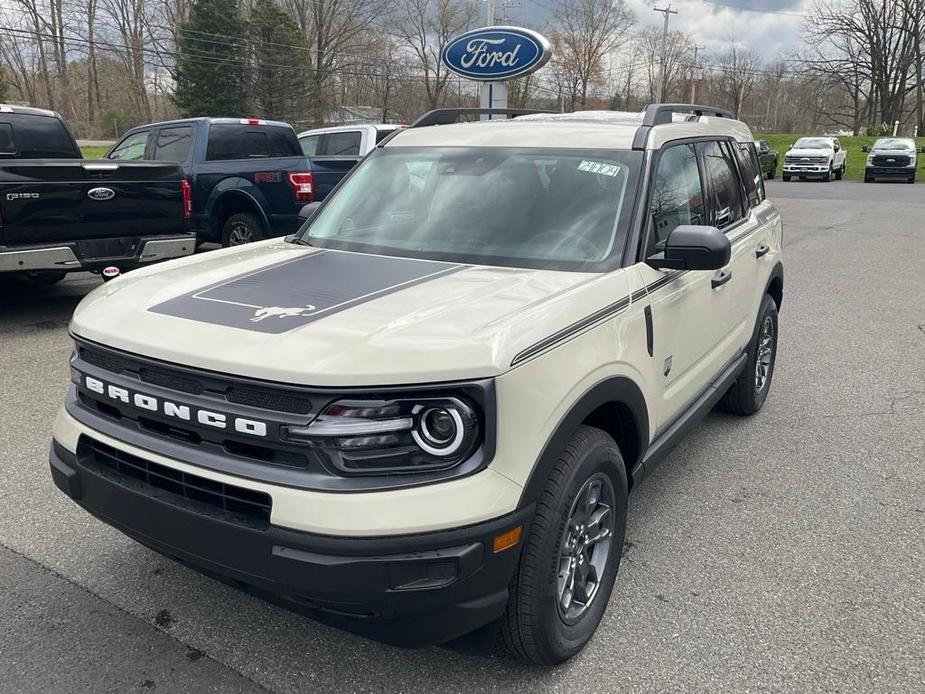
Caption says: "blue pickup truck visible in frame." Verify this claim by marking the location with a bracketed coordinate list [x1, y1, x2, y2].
[106, 118, 313, 246]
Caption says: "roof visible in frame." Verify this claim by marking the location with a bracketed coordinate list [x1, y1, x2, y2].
[124, 117, 294, 132]
[298, 123, 404, 138]
[385, 109, 754, 151]
[0, 104, 59, 118]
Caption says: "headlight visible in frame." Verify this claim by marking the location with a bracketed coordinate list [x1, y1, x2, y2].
[284, 396, 481, 474]
[867, 155, 875, 165]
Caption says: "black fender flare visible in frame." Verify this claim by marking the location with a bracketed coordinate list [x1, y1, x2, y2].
[764, 261, 784, 310]
[517, 375, 650, 507]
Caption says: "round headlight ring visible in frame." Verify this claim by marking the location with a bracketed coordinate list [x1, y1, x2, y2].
[412, 405, 467, 457]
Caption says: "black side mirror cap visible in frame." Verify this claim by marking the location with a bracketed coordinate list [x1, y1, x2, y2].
[646, 225, 731, 272]
[861, 145, 870, 153]
[299, 201, 322, 221]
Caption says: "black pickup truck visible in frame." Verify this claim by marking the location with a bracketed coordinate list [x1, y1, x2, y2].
[0, 105, 193, 285]
[107, 118, 312, 246]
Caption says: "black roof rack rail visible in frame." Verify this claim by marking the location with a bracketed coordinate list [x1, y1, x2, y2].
[410, 108, 556, 128]
[632, 103, 737, 150]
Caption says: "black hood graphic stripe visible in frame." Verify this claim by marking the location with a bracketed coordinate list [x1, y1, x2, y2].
[150, 250, 464, 334]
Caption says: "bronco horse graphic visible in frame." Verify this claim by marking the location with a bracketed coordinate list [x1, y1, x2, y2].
[250, 305, 317, 322]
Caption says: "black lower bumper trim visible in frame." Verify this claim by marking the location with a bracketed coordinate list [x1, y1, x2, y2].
[50, 439, 531, 647]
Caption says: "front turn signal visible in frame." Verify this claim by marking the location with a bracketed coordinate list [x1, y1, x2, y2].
[492, 525, 523, 554]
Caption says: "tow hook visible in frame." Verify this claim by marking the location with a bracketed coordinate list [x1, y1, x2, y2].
[101, 266, 121, 282]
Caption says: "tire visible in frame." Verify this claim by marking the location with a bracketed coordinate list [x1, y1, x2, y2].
[221, 212, 267, 247]
[719, 293, 779, 416]
[766, 167, 775, 180]
[864, 176, 873, 183]
[782, 174, 791, 182]
[834, 164, 843, 180]
[822, 166, 832, 182]
[502, 425, 628, 665]
[908, 175, 916, 184]
[23, 271, 66, 287]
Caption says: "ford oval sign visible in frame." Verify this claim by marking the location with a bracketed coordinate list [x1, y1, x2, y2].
[87, 187, 116, 201]
[442, 26, 551, 81]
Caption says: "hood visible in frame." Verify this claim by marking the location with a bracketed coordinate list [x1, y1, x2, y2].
[787, 148, 832, 158]
[870, 148, 915, 156]
[71, 240, 628, 386]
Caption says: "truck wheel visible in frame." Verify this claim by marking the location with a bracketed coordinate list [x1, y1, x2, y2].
[834, 164, 843, 180]
[822, 166, 832, 182]
[908, 174, 916, 184]
[864, 175, 873, 183]
[24, 271, 66, 287]
[222, 212, 266, 247]
[502, 425, 627, 665]
[782, 174, 791, 182]
[766, 167, 775, 180]
[719, 293, 778, 416]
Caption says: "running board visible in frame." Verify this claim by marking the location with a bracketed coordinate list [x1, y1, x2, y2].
[632, 352, 748, 486]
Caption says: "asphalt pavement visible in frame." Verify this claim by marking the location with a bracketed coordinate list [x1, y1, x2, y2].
[0, 180, 923, 693]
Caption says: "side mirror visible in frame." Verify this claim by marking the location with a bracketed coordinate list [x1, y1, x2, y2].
[861, 145, 870, 153]
[788, 143, 794, 150]
[299, 201, 322, 221]
[920, 145, 925, 153]
[647, 225, 731, 271]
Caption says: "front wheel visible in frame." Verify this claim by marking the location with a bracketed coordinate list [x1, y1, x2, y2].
[782, 174, 791, 182]
[719, 293, 779, 416]
[834, 164, 844, 180]
[822, 166, 832, 182]
[502, 426, 627, 665]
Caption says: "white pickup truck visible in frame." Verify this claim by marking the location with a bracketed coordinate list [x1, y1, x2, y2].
[782, 136, 847, 182]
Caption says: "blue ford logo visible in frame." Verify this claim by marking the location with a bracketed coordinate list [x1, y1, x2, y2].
[442, 26, 551, 81]
[87, 187, 116, 201]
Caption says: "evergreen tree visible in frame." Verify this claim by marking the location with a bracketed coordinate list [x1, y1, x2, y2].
[173, 0, 247, 117]
[247, 0, 312, 122]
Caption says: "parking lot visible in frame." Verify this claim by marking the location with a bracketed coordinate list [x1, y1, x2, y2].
[1, 180, 923, 693]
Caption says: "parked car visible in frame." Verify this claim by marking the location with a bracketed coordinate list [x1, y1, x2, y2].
[757, 139, 778, 179]
[298, 123, 404, 200]
[782, 136, 846, 181]
[0, 104, 193, 285]
[862, 137, 919, 183]
[107, 118, 313, 246]
[51, 104, 783, 665]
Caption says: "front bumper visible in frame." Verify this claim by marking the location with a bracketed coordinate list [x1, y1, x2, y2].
[0, 234, 195, 274]
[49, 436, 531, 646]
[865, 165, 916, 178]
[782, 163, 831, 175]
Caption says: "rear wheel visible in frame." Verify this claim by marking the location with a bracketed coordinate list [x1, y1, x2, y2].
[766, 166, 775, 180]
[221, 212, 267, 247]
[502, 426, 627, 665]
[834, 163, 844, 180]
[719, 293, 778, 416]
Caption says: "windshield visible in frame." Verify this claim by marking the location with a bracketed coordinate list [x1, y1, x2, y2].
[794, 138, 832, 150]
[299, 147, 642, 271]
[873, 138, 913, 150]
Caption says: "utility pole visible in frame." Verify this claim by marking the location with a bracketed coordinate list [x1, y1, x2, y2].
[653, 5, 678, 103]
[689, 44, 705, 103]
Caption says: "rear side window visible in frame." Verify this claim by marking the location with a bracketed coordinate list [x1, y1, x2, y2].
[153, 126, 193, 163]
[321, 131, 362, 156]
[647, 143, 706, 257]
[207, 124, 301, 160]
[0, 114, 80, 158]
[698, 141, 744, 229]
[0, 123, 13, 154]
[375, 128, 398, 144]
[108, 131, 149, 160]
[300, 135, 320, 157]
[735, 142, 764, 208]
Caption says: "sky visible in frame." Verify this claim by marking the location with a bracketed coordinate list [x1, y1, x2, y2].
[508, 0, 811, 61]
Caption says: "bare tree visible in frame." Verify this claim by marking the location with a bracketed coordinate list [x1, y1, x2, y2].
[392, 0, 477, 110]
[634, 28, 692, 103]
[552, 0, 633, 108]
[717, 43, 760, 117]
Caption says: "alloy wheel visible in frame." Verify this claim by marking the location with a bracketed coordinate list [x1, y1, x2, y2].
[228, 221, 255, 246]
[556, 473, 615, 625]
[755, 315, 775, 390]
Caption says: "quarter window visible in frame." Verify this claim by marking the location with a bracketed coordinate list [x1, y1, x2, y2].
[698, 140, 744, 229]
[108, 131, 149, 160]
[735, 141, 764, 208]
[647, 143, 706, 257]
[322, 131, 362, 156]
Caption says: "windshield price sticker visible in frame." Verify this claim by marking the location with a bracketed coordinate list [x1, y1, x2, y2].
[578, 160, 621, 177]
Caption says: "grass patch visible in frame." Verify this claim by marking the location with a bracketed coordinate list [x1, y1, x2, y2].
[79, 145, 110, 159]
[759, 133, 924, 182]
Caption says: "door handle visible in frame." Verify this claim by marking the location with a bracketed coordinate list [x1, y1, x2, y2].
[711, 269, 732, 289]
[755, 243, 770, 258]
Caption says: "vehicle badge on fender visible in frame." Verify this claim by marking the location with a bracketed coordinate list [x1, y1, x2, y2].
[87, 187, 116, 201]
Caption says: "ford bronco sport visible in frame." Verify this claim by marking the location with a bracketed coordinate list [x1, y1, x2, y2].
[50, 104, 783, 665]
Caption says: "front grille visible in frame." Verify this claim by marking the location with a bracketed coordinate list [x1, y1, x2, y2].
[872, 154, 910, 167]
[785, 156, 828, 165]
[77, 343, 314, 414]
[79, 437, 272, 529]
